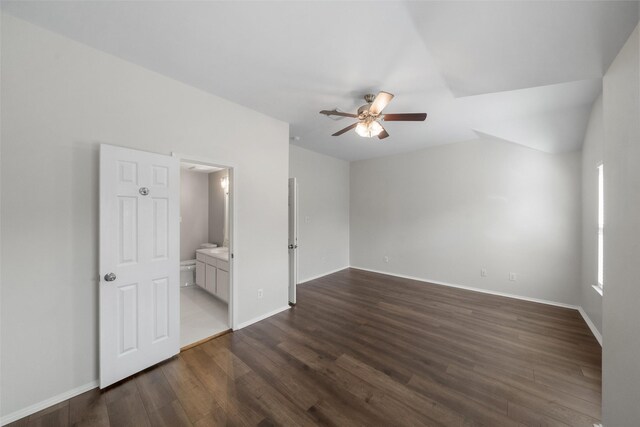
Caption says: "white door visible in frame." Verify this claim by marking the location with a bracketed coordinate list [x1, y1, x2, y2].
[99, 144, 180, 388]
[288, 178, 298, 305]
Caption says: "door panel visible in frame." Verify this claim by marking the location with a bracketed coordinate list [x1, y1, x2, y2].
[118, 161, 138, 184]
[117, 197, 138, 265]
[152, 165, 169, 187]
[152, 277, 170, 342]
[152, 198, 169, 260]
[117, 283, 139, 355]
[100, 144, 179, 388]
[217, 268, 229, 303]
[205, 264, 217, 295]
[195, 261, 205, 287]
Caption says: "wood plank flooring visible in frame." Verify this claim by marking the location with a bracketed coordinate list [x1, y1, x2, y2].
[8, 268, 602, 426]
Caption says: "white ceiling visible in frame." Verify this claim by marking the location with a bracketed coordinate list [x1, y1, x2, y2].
[2, 1, 638, 161]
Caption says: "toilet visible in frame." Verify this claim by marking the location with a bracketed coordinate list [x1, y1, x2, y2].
[180, 243, 217, 287]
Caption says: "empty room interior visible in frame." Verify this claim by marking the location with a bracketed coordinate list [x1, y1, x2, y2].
[1, 1, 639, 426]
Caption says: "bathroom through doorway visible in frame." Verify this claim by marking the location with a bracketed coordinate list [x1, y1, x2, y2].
[178, 157, 234, 348]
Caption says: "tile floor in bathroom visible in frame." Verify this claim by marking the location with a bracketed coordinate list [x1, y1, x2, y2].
[180, 285, 229, 347]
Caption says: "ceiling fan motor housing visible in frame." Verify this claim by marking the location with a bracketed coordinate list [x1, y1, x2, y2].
[359, 94, 381, 118]
[357, 104, 373, 118]
[364, 93, 377, 104]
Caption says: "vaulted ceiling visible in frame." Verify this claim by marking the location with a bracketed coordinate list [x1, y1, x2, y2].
[3, 1, 638, 160]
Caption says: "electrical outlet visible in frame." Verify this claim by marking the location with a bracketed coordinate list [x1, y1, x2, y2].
[509, 272, 517, 281]
[481, 268, 487, 277]
[384, 255, 390, 263]
[257, 288, 264, 299]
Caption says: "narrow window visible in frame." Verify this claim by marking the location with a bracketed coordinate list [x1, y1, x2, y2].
[597, 164, 604, 289]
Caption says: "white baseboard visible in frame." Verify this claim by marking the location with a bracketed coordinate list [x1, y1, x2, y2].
[578, 307, 603, 346]
[234, 305, 290, 330]
[350, 266, 580, 310]
[1, 380, 98, 426]
[298, 266, 350, 284]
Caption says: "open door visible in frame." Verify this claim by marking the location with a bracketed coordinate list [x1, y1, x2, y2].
[99, 144, 180, 388]
[288, 178, 298, 305]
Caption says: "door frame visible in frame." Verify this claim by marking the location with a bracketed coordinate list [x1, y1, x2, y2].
[288, 177, 298, 305]
[172, 152, 237, 330]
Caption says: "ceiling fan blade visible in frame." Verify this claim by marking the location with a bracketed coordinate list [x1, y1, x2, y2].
[378, 127, 389, 140]
[368, 91, 394, 115]
[383, 113, 427, 121]
[332, 122, 358, 136]
[320, 109, 358, 118]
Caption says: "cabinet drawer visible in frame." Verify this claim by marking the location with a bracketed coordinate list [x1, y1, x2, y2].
[195, 261, 205, 288]
[217, 259, 229, 272]
[198, 253, 216, 265]
[205, 264, 217, 295]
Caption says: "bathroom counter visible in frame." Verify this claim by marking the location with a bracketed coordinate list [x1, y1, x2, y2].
[196, 248, 229, 262]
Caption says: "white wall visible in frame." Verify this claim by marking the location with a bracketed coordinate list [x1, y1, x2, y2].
[289, 145, 350, 282]
[208, 169, 228, 247]
[580, 94, 604, 335]
[180, 169, 209, 261]
[350, 137, 582, 305]
[602, 23, 640, 426]
[0, 14, 289, 419]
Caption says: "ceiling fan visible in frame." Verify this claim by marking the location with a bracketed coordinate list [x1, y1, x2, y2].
[320, 91, 427, 140]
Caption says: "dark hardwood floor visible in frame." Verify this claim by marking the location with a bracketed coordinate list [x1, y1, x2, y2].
[9, 268, 602, 426]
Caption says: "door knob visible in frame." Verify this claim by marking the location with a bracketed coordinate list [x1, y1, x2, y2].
[104, 272, 117, 282]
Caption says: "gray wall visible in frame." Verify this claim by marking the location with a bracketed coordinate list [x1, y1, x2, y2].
[602, 23, 640, 426]
[180, 169, 210, 261]
[1, 14, 289, 419]
[208, 169, 228, 247]
[289, 145, 350, 282]
[350, 137, 582, 305]
[580, 94, 603, 335]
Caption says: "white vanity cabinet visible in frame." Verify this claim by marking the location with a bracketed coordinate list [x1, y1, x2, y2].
[216, 268, 229, 302]
[195, 260, 205, 287]
[205, 264, 217, 294]
[195, 251, 229, 303]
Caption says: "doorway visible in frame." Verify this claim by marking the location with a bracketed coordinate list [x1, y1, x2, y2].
[99, 145, 236, 388]
[179, 159, 234, 348]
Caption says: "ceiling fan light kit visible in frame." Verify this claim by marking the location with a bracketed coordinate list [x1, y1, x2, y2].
[355, 120, 384, 138]
[320, 91, 427, 140]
